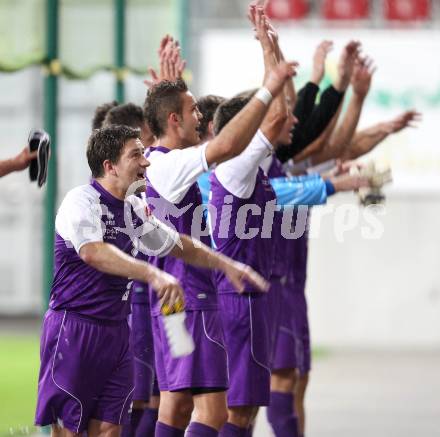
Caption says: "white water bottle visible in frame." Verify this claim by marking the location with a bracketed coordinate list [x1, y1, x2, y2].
[162, 308, 195, 358]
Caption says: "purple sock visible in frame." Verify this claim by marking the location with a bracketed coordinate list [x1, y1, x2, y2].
[267, 392, 299, 437]
[155, 421, 185, 437]
[121, 408, 143, 437]
[219, 422, 248, 437]
[186, 422, 218, 436]
[135, 408, 158, 437]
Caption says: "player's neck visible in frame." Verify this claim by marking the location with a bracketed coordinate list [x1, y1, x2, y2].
[157, 132, 185, 150]
[95, 177, 126, 201]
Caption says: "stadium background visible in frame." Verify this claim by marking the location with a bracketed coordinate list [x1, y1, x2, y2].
[0, 0, 439, 436]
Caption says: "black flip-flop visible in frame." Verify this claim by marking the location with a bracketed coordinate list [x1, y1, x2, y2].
[28, 129, 51, 187]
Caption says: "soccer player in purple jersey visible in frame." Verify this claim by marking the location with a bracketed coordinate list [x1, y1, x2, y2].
[140, 28, 296, 437]
[212, 94, 369, 437]
[207, 8, 298, 435]
[100, 103, 159, 437]
[281, 53, 419, 437]
[34, 125, 268, 437]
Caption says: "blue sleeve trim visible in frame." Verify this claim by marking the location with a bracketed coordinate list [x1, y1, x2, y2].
[325, 180, 336, 196]
[270, 176, 328, 207]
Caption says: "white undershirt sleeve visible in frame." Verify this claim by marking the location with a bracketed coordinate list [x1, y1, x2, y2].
[214, 129, 273, 199]
[55, 186, 104, 253]
[260, 155, 274, 176]
[147, 143, 210, 204]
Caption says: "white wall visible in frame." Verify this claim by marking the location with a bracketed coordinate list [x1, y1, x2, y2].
[307, 194, 440, 349]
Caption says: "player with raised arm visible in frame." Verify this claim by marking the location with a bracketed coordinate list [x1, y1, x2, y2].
[308, 55, 376, 165]
[207, 7, 298, 435]
[34, 125, 268, 437]
[141, 22, 295, 435]
[275, 39, 360, 166]
[211, 82, 370, 437]
[280, 52, 418, 437]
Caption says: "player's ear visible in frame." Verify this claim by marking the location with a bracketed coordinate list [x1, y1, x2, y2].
[169, 112, 180, 126]
[103, 159, 117, 176]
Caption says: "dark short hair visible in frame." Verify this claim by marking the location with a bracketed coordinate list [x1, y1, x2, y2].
[213, 96, 252, 135]
[87, 125, 140, 178]
[234, 88, 258, 100]
[144, 79, 188, 138]
[92, 101, 119, 130]
[103, 103, 145, 129]
[197, 95, 225, 139]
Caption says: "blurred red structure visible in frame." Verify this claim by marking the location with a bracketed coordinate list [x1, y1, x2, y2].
[322, 0, 370, 20]
[384, 0, 431, 21]
[266, 0, 309, 20]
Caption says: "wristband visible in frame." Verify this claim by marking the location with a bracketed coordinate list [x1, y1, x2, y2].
[325, 180, 336, 196]
[255, 87, 273, 106]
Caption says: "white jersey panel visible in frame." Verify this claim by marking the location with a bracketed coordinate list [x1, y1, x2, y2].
[147, 143, 209, 204]
[214, 129, 273, 199]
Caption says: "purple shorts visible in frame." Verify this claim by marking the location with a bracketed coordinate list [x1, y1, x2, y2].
[35, 310, 134, 433]
[267, 276, 284, 367]
[130, 302, 158, 401]
[272, 280, 298, 371]
[152, 309, 228, 392]
[291, 285, 311, 376]
[219, 293, 271, 407]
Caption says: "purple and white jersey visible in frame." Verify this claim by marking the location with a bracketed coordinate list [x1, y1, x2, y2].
[209, 130, 276, 293]
[146, 144, 217, 315]
[50, 179, 178, 321]
[262, 155, 288, 279]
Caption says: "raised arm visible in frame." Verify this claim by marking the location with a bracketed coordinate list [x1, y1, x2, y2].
[329, 56, 374, 151]
[275, 41, 356, 163]
[248, 6, 289, 144]
[311, 40, 333, 86]
[342, 110, 422, 160]
[204, 7, 296, 165]
[306, 54, 374, 165]
[144, 36, 186, 88]
[267, 21, 297, 109]
[294, 103, 343, 164]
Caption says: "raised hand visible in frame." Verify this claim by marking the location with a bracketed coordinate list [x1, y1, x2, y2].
[144, 36, 186, 88]
[311, 40, 333, 85]
[249, 0, 269, 7]
[380, 110, 422, 134]
[334, 40, 361, 92]
[351, 55, 376, 98]
[248, 5, 274, 51]
[264, 60, 299, 97]
[157, 34, 172, 57]
[224, 261, 269, 294]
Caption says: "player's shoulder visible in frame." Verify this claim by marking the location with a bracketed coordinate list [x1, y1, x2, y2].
[149, 144, 206, 161]
[60, 184, 100, 209]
